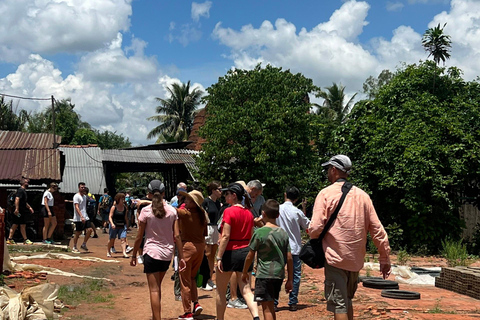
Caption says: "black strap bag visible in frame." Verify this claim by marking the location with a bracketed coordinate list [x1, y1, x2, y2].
[299, 181, 353, 269]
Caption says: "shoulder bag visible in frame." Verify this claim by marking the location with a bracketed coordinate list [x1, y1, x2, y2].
[299, 181, 353, 269]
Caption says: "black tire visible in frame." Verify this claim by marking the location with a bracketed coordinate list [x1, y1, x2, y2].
[381, 289, 421, 300]
[358, 276, 383, 283]
[362, 278, 399, 289]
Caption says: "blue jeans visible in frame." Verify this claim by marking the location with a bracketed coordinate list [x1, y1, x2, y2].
[274, 254, 302, 307]
[289, 255, 302, 305]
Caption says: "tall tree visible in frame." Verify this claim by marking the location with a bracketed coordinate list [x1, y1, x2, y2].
[0, 96, 28, 131]
[362, 69, 394, 100]
[422, 23, 452, 90]
[334, 62, 480, 253]
[147, 81, 203, 142]
[197, 64, 317, 198]
[315, 83, 356, 124]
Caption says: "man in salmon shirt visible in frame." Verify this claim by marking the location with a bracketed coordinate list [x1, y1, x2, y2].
[309, 155, 391, 320]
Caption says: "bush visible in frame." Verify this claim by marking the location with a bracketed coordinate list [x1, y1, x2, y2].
[441, 238, 470, 267]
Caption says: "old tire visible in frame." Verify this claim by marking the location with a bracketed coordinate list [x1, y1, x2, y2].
[381, 289, 421, 300]
[358, 276, 383, 283]
[362, 278, 399, 289]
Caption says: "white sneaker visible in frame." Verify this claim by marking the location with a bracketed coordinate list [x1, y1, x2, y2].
[110, 247, 117, 254]
[202, 283, 213, 291]
[230, 299, 247, 309]
[207, 279, 216, 289]
[125, 246, 133, 254]
[137, 255, 144, 264]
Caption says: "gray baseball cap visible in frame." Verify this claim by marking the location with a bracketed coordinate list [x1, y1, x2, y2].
[148, 179, 165, 193]
[321, 155, 352, 173]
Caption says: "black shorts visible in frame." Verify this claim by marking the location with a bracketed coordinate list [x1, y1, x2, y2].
[143, 254, 170, 274]
[12, 210, 29, 225]
[41, 206, 55, 218]
[74, 221, 90, 232]
[254, 278, 283, 302]
[222, 247, 253, 272]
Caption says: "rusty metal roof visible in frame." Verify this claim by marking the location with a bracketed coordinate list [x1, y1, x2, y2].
[102, 149, 198, 165]
[0, 149, 62, 182]
[0, 131, 61, 149]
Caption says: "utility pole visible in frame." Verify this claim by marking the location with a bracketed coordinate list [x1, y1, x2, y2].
[51, 95, 57, 148]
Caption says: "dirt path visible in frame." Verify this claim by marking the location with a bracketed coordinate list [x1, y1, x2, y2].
[6, 229, 480, 320]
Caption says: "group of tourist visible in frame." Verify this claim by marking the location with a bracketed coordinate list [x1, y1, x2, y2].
[128, 155, 391, 320]
[5, 154, 392, 320]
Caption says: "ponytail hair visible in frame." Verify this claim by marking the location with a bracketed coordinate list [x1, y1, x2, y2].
[243, 190, 252, 209]
[152, 191, 166, 219]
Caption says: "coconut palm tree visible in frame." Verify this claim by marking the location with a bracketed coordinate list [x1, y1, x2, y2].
[315, 83, 357, 124]
[422, 23, 452, 90]
[147, 81, 203, 143]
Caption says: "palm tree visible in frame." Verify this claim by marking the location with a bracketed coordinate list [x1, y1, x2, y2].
[147, 81, 203, 143]
[315, 83, 357, 124]
[422, 23, 452, 90]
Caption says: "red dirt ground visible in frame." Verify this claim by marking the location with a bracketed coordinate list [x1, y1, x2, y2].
[6, 229, 480, 320]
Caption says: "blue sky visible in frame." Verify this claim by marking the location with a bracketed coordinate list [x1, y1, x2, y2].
[0, 0, 478, 146]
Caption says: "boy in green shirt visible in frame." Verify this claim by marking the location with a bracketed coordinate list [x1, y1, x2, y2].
[242, 199, 293, 320]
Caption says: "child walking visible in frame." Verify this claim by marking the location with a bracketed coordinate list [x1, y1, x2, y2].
[242, 199, 293, 320]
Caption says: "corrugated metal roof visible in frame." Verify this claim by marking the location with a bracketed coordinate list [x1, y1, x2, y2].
[102, 149, 199, 166]
[0, 131, 61, 149]
[58, 146, 106, 194]
[0, 149, 62, 181]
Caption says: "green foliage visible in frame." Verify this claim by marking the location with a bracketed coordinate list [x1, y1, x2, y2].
[422, 23, 452, 66]
[334, 62, 480, 253]
[441, 238, 470, 267]
[95, 130, 131, 149]
[197, 64, 317, 198]
[385, 223, 404, 251]
[467, 223, 480, 255]
[148, 80, 203, 142]
[71, 128, 98, 145]
[396, 248, 410, 265]
[362, 69, 394, 100]
[315, 82, 356, 124]
[0, 97, 29, 131]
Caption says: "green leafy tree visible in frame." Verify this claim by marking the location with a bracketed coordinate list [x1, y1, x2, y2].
[315, 83, 357, 124]
[147, 81, 203, 142]
[422, 23, 452, 90]
[197, 64, 317, 198]
[362, 69, 394, 100]
[71, 128, 99, 145]
[95, 130, 131, 149]
[0, 97, 29, 131]
[334, 61, 480, 253]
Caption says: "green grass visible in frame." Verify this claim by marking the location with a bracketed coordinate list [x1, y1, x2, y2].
[427, 299, 456, 314]
[8, 244, 69, 254]
[58, 279, 114, 306]
[441, 238, 471, 267]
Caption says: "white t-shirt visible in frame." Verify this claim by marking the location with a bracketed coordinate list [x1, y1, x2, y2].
[41, 190, 54, 206]
[73, 193, 88, 222]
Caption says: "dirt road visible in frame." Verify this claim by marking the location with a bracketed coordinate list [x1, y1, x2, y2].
[6, 229, 480, 320]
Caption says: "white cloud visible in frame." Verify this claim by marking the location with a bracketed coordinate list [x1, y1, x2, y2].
[191, 1, 212, 22]
[386, 1, 405, 11]
[0, 0, 132, 63]
[213, 1, 375, 90]
[78, 33, 158, 83]
[168, 24, 203, 47]
[0, 54, 202, 146]
[212, 0, 480, 98]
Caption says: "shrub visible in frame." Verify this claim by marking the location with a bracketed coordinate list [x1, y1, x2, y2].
[441, 238, 470, 267]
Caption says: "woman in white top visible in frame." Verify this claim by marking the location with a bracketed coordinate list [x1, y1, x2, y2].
[41, 182, 58, 244]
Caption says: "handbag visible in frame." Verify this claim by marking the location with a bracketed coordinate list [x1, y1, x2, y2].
[300, 181, 353, 269]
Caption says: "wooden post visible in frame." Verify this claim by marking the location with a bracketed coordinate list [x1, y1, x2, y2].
[0, 208, 5, 274]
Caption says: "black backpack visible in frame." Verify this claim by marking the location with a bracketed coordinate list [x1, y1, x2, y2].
[7, 191, 16, 207]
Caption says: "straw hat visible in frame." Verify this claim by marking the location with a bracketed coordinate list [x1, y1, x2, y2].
[178, 190, 210, 223]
